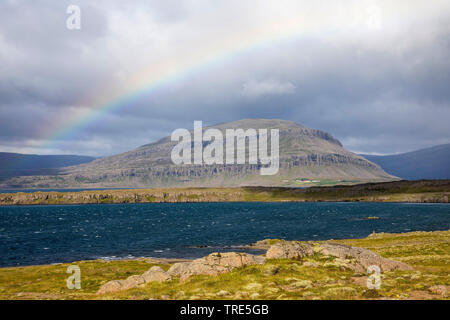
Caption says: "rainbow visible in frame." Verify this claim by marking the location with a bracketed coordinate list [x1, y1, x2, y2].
[40, 16, 332, 149]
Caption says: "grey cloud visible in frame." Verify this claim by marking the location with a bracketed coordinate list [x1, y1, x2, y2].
[0, 0, 449, 156]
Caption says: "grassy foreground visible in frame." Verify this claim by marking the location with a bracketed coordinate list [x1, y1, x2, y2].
[0, 180, 449, 205]
[0, 230, 448, 300]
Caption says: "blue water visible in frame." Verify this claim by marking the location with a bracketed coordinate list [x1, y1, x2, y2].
[0, 202, 449, 267]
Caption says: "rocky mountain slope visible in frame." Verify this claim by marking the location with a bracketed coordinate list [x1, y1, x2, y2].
[361, 143, 450, 180]
[1, 119, 396, 188]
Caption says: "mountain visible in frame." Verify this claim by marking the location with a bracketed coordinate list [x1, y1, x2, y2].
[361, 144, 450, 180]
[0, 153, 96, 181]
[1, 119, 395, 188]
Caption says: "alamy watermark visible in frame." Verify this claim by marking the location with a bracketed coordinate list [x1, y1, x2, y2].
[66, 265, 81, 289]
[66, 5, 81, 30]
[366, 265, 381, 290]
[171, 121, 279, 175]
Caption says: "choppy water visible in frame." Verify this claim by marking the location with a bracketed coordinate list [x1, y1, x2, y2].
[0, 202, 449, 267]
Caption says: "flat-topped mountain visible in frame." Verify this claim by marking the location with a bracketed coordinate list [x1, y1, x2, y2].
[1, 119, 396, 188]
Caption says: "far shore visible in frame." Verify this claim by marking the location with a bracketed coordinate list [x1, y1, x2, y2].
[0, 180, 449, 206]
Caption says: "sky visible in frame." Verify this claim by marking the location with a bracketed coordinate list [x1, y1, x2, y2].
[0, 0, 449, 157]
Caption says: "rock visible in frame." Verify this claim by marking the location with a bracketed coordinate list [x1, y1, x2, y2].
[428, 285, 448, 297]
[266, 242, 314, 260]
[97, 280, 124, 294]
[169, 252, 265, 281]
[97, 267, 170, 294]
[319, 243, 413, 272]
[266, 241, 413, 273]
[142, 266, 172, 283]
[167, 262, 191, 277]
[97, 276, 144, 295]
[122, 275, 145, 290]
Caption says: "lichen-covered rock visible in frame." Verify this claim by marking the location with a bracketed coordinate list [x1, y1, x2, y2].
[96, 275, 146, 295]
[167, 262, 192, 277]
[142, 266, 171, 283]
[168, 252, 266, 281]
[265, 240, 412, 273]
[319, 243, 413, 272]
[97, 267, 169, 294]
[266, 242, 314, 260]
[97, 280, 124, 295]
[121, 275, 145, 290]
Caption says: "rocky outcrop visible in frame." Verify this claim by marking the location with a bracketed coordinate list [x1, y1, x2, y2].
[97, 276, 144, 295]
[97, 266, 172, 294]
[97, 252, 265, 294]
[265, 241, 413, 273]
[142, 266, 172, 283]
[96, 240, 415, 295]
[168, 252, 266, 281]
[317, 243, 413, 272]
[166, 262, 192, 278]
[266, 242, 314, 260]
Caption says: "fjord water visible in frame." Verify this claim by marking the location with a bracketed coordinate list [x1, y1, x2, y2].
[1, 202, 449, 267]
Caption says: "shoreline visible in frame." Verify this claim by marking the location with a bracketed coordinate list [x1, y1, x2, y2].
[0, 229, 448, 300]
[2, 228, 448, 270]
[0, 180, 449, 206]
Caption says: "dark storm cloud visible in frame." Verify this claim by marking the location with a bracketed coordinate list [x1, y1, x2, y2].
[0, 0, 449, 156]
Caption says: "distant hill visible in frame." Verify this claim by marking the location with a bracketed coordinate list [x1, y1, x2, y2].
[361, 144, 450, 180]
[0, 153, 96, 181]
[1, 119, 395, 188]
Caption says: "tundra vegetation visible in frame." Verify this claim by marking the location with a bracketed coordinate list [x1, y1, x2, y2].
[0, 230, 448, 300]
